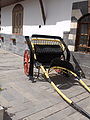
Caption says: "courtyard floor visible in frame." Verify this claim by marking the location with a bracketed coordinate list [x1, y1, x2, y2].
[0, 49, 90, 120]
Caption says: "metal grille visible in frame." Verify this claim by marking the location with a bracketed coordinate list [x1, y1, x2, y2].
[35, 45, 63, 54]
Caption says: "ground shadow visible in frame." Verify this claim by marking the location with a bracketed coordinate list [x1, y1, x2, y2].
[33, 71, 79, 90]
[50, 73, 79, 90]
[3, 111, 12, 120]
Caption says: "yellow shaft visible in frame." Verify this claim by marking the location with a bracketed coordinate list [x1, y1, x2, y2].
[79, 79, 90, 93]
[40, 65, 49, 79]
[51, 81, 72, 104]
[40, 65, 72, 104]
[50, 66, 90, 93]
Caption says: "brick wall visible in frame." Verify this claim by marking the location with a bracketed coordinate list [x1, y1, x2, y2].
[0, 34, 26, 56]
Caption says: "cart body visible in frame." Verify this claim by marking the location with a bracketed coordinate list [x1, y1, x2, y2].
[24, 34, 71, 77]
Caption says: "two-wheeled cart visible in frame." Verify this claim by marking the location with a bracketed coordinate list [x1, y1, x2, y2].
[24, 34, 90, 119]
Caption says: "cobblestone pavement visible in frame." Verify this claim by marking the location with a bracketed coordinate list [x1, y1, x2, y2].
[0, 49, 90, 120]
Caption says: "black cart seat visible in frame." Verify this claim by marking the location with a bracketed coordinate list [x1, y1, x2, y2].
[34, 45, 63, 65]
[31, 34, 65, 66]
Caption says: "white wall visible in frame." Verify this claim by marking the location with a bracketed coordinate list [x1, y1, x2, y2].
[1, 5, 13, 34]
[1, 0, 87, 37]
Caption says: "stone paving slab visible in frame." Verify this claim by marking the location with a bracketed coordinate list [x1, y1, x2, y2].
[0, 49, 90, 120]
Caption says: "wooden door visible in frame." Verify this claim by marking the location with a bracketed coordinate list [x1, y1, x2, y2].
[88, 24, 90, 46]
[12, 4, 23, 34]
[75, 14, 90, 52]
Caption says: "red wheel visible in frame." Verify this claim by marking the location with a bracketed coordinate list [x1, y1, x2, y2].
[24, 50, 30, 76]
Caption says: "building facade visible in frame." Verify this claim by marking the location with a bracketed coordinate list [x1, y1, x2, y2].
[0, 0, 90, 54]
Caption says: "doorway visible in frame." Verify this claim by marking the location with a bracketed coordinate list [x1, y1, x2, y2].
[75, 13, 90, 52]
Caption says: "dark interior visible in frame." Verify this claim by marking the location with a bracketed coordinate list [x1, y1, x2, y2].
[34, 45, 63, 65]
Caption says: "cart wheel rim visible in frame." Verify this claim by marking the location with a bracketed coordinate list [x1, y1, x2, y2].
[24, 50, 30, 76]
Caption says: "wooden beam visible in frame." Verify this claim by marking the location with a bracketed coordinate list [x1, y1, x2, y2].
[0, 0, 25, 8]
[39, 0, 46, 25]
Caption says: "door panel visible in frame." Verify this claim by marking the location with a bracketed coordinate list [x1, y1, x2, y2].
[79, 24, 88, 46]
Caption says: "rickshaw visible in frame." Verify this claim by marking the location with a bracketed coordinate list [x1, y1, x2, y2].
[24, 34, 90, 119]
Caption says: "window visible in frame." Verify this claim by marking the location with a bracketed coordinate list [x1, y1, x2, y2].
[12, 4, 23, 34]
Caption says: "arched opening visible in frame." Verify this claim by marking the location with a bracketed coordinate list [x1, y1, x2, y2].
[75, 13, 90, 52]
[12, 4, 23, 34]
